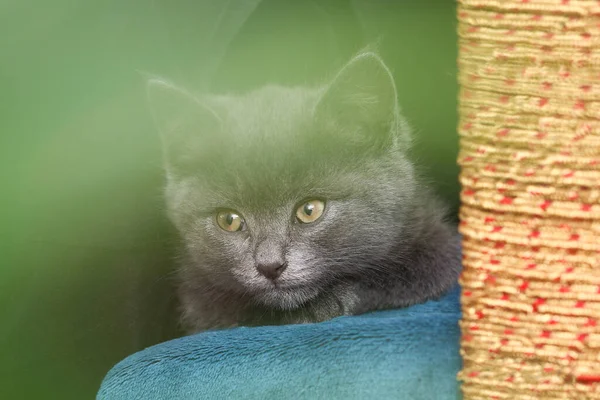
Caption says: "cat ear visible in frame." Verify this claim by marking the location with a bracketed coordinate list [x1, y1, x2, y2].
[146, 78, 221, 171]
[314, 52, 401, 150]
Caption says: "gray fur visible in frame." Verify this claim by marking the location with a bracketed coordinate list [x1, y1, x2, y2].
[147, 52, 461, 333]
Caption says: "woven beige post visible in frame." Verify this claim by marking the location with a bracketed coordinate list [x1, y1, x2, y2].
[456, 1, 600, 399]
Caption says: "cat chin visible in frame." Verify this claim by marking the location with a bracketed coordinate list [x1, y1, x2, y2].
[230, 269, 321, 310]
[249, 284, 320, 310]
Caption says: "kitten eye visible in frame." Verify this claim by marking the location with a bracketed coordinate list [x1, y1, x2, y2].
[216, 210, 245, 232]
[296, 200, 325, 224]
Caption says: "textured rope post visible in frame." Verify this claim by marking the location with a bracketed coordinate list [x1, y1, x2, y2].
[457, 1, 600, 399]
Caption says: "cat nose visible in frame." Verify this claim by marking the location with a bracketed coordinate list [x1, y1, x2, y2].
[256, 262, 287, 280]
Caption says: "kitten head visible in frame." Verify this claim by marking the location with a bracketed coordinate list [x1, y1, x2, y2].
[148, 53, 417, 310]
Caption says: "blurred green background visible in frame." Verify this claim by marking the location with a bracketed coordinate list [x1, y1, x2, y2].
[0, 1, 458, 398]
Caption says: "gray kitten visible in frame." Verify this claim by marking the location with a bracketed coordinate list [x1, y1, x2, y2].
[147, 52, 461, 333]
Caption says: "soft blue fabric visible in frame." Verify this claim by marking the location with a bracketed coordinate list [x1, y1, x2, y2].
[98, 287, 462, 400]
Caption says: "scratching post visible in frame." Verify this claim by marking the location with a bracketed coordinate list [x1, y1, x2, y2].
[457, 1, 600, 399]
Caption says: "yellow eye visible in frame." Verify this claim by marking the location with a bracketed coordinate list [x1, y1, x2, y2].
[296, 200, 325, 224]
[216, 211, 245, 232]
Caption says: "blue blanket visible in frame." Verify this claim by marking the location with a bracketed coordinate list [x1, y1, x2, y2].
[98, 287, 462, 400]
